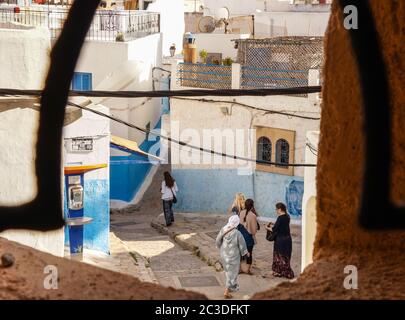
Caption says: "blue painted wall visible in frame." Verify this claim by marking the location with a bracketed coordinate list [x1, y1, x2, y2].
[171, 169, 304, 219]
[161, 76, 170, 115]
[64, 179, 110, 253]
[110, 120, 161, 202]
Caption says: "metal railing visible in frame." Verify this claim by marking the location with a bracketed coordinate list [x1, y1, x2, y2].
[176, 62, 314, 95]
[0, 8, 160, 41]
[177, 62, 232, 90]
[241, 65, 309, 89]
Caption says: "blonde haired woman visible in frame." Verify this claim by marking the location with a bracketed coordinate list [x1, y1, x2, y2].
[229, 193, 246, 216]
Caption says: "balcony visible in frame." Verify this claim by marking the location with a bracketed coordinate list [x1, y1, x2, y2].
[0, 7, 160, 41]
[241, 65, 309, 89]
[176, 62, 320, 98]
[177, 62, 232, 90]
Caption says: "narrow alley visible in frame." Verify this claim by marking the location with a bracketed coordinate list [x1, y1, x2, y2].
[106, 165, 300, 300]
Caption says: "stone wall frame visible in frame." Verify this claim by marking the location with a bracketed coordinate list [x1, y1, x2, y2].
[338, 0, 405, 229]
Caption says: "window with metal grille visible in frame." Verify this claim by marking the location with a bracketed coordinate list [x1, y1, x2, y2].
[276, 139, 290, 168]
[257, 136, 272, 163]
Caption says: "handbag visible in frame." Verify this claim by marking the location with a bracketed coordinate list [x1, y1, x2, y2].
[170, 187, 177, 204]
[266, 223, 276, 241]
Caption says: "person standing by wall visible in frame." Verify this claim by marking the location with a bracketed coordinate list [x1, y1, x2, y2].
[161, 171, 178, 226]
[228, 193, 246, 215]
[266, 202, 294, 279]
[216, 215, 248, 298]
[238, 199, 259, 275]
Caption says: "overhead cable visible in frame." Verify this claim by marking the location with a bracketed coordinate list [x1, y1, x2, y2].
[0, 86, 322, 98]
[172, 97, 321, 120]
[67, 101, 317, 167]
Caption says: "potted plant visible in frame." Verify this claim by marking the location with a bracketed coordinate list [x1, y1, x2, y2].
[213, 59, 221, 65]
[199, 49, 208, 64]
[222, 57, 234, 66]
[115, 32, 125, 42]
[169, 43, 176, 57]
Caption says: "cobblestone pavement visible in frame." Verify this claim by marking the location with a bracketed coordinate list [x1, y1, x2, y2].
[64, 232, 158, 284]
[105, 165, 302, 300]
[110, 210, 287, 300]
[151, 212, 302, 279]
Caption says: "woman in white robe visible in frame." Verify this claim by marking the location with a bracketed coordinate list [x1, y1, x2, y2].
[216, 215, 248, 298]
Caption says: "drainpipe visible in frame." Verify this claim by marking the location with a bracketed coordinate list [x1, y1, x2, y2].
[252, 15, 255, 38]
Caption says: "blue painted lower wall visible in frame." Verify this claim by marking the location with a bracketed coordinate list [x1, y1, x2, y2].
[110, 120, 161, 203]
[64, 179, 110, 253]
[171, 169, 304, 220]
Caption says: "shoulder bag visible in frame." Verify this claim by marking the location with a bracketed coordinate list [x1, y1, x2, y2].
[170, 187, 177, 204]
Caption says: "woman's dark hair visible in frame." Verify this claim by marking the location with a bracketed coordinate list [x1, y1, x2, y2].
[276, 202, 287, 213]
[164, 171, 175, 188]
[244, 199, 257, 222]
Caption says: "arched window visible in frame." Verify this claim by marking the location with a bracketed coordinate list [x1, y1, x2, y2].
[257, 136, 272, 163]
[276, 139, 290, 167]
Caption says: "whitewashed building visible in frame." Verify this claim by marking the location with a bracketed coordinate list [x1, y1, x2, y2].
[0, 1, 185, 208]
[301, 130, 319, 270]
[0, 24, 111, 256]
[187, 0, 331, 39]
[167, 36, 323, 220]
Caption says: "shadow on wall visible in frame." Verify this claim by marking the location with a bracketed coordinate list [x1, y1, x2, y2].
[171, 169, 304, 219]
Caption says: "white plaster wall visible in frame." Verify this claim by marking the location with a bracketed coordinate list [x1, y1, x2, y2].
[75, 34, 163, 153]
[202, 0, 257, 16]
[265, 0, 331, 12]
[147, 0, 185, 57]
[0, 104, 38, 205]
[194, 33, 250, 60]
[0, 26, 50, 89]
[0, 27, 65, 257]
[202, 0, 330, 15]
[184, 0, 203, 13]
[254, 11, 330, 37]
[200, 0, 330, 37]
[75, 33, 162, 88]
[75, 41, 128, 89]
[169, 93, 320, 177]
[63, 105, 110, 181]
[301, 130, 319, 271]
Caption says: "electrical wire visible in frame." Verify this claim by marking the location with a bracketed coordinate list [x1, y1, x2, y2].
[172, 97, 321, 120]
[67, 100, 317, 167]
[152, 67, 171, 74]
[306, 142, 319, 157]
[0, 86, 322, 98]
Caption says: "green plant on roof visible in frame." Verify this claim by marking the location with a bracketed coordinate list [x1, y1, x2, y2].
[116, 32, 125, 42]
[222, 57, 234, 66]
[199, 49, 208, 63]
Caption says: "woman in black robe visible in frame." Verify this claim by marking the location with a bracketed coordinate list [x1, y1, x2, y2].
[266, 202, 294, 279]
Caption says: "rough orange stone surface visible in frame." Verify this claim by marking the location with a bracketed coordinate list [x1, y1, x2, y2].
[0, 238, 207, 300]
[253, 0, 405, 300]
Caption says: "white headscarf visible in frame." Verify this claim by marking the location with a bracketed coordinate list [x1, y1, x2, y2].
[223, 215, 240, 233]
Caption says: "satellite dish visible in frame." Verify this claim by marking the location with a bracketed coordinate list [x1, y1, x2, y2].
[215, 7, 230, 20]
[198, 16, 216, 33]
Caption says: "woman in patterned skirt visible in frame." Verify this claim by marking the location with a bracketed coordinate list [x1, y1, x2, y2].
[266, 202, 294, 279]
